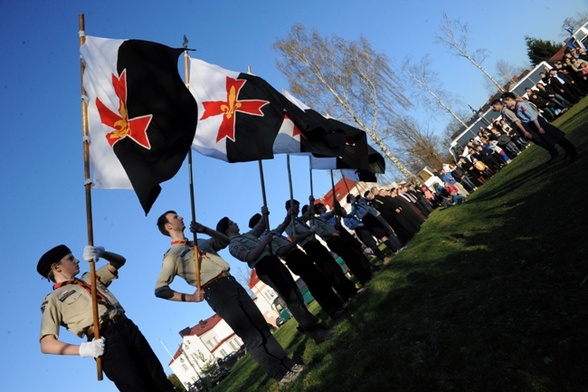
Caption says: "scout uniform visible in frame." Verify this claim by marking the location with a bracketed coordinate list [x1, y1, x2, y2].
[155, 236, 298, 382]
[38, 245, 174, 392]
[228, 223, 333, 343]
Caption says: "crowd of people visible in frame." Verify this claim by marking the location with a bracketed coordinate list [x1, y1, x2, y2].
[435, 46, 586, 207]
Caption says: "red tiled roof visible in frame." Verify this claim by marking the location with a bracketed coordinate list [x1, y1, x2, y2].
[170, 314, 226, 363]
[317, 177, 357, 208]
[189, 314, 223, 336]
[549, 44, 568, 62]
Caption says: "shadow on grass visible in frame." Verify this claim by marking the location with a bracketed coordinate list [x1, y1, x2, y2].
[214, 98, 588, 392]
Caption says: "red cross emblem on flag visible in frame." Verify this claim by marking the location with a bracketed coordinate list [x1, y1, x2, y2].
[200, 76, 269, 142]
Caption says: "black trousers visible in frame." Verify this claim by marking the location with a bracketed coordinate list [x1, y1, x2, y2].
[98, 318, 175, 392]
[325, 237, 372, 284]
[303, 240, 357, 301]
[204, 275, 294, 380]
[283, 249, 344, 317]
[256, 255, 327, 338]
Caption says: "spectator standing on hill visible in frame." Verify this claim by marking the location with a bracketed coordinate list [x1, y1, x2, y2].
[439, 167, 470, 197]
[490, 126, 521, 159]
[547, 68, 584, 104]
[501, 92, 578, 162]
[448, 163, 478, 192]
[406, 183, 435, 216]
[525, 87, 558, 120]
[369, 187, 423, 243]
[535, 82, 572, 111]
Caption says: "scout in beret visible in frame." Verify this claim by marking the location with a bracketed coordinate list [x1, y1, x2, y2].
[37, 244, 175, 391]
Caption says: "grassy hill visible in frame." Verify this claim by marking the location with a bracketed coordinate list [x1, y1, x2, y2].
[210, 98, 588, 392]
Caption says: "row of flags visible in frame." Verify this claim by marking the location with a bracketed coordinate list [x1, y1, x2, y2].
[81, 36, 384, 214]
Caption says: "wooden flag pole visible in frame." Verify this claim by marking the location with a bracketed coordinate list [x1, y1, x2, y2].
[286, 154, 297, 237]
[339, 170, 352, 194]
[257, 160, 269, 212]
[307, 156, 316, 225]
[330, 169, 336, 193]
[247, 65, 272, 240]
[183, 36, 202, 291]
[340, 170, 361, 196]
[257, 159, 275, 254]
[309, 157, 314, 197]
[79, 13, 103, 381]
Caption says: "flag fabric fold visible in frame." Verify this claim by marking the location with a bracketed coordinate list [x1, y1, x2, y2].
[282, 91, 385, 181]
[188, 58, 345, 162]
[81, 36, 197, 214]
[338, 145, 386, 182]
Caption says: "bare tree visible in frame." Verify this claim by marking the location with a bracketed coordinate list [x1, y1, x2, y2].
[495, 59, 526, 87]
[436, 13, 505, 93]
[235, 265, 253, 292]
[390, 116, 449, 172]
[562, 13, 588, 35]
[443, 108, 474, 140]
[479, 59, 526, 94]
[272, 24, 416, 180]
[402, 55, 468, 128]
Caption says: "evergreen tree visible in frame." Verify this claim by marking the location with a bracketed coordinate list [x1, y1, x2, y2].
[525, 36, 563, 66]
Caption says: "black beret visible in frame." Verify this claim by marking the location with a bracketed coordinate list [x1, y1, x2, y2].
[37, 244, 71, 278]
[248, 213, 262, 229]
[364, 190, 371, 198]
[216, 217, 230, 233]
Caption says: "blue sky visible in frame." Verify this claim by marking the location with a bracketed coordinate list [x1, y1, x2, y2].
[1, 1, 585, 390]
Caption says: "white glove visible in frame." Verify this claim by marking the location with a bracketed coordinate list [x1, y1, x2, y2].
[83, 246, 105, 262]
[79, 337, 105, 358]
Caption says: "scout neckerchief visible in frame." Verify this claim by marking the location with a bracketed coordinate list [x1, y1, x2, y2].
[53, 278, 111, 308]
[171, 239, 208, 259]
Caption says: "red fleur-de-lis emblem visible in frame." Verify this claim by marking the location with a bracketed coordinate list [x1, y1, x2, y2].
[95, 69, 153, 149]
[200, 76, 269, 142]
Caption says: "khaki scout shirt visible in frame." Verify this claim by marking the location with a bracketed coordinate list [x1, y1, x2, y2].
[262, 231, 296, 258]
[284, 217, 317, 246]
[40, 265, 124, 340]
[500, 106, 521, 128]
[229, 230, 271, 269]
[309, 217, 338, 241]
[155, 238, 230, 290]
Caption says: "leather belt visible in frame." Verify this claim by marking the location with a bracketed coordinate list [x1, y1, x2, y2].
[202, 271, 230, 289]
[85, 313, 128, 339]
